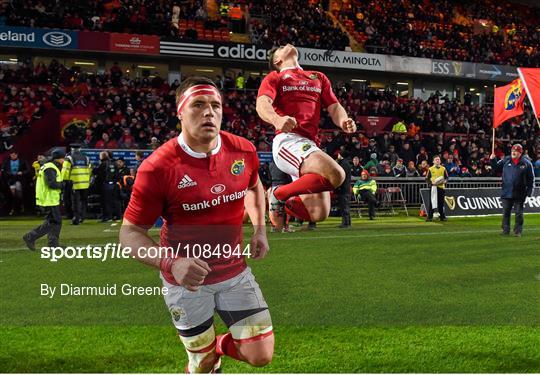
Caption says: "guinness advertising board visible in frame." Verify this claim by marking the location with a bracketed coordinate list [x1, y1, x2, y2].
[420, 188, 540, 217]
[431, 59, 476, 78]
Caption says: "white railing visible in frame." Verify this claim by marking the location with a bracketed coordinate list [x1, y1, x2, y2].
[352, 177, 540, 206]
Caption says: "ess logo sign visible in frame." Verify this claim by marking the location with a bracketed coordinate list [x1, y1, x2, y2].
[42, 31, 72, 47]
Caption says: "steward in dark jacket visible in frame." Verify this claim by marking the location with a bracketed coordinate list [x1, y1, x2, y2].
[490, 144, 534, 236]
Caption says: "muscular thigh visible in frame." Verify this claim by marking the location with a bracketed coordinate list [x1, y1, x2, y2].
[214, 267, 268, 316]
[213, 267, 272, 340]
[301, 150, 341, 177]
[300, 191, 331, 219]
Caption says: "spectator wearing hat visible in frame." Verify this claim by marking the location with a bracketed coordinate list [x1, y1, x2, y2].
[353, 170, 378, 220]
[460, 167, 472, 177]
[61, 143, 92, 225]
[363, 153, 378, 171]
[490, 144, 535, 237]
[23, 148, 65, 250]
[150, 137, 160, 150]
[379, 161, 394, 177]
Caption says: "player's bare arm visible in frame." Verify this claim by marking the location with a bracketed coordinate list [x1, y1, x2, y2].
[256, 95, 297, 132]
[244, 177, 269, 260]
[327, 102, 356, 133]
[120, 219, 211, 291]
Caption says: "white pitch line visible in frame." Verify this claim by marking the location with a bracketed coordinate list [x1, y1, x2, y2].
[2, 227, 540, 252]
[103, 227, 159, 233]
[268, 228, 540, 241]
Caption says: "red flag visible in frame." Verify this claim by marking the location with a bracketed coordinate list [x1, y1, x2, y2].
[493, 79, 526, 128]
[517, 67, 540, 120]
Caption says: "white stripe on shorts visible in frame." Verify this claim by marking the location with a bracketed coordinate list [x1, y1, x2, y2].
[278, 149, 300, 169]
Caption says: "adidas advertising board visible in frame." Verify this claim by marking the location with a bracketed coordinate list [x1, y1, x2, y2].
[159, 40, 386, 71]
[420, 187, 540, 217]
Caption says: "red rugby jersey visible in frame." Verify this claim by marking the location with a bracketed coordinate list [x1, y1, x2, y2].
[257, 67, 338, 144]
[124, 131, 259, 285]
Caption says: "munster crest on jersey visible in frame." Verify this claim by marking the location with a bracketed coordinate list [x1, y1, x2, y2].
[231, 159, 245, 175]
[169, 307, 185, 322]
[309, 73, 318, 80]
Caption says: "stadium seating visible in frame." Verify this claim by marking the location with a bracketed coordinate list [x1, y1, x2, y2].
[332, 0, 540, 67]
[248, 0, 350, 51]
[1, 61, 538, 176]
[3, 0, 539, 66]
[2, 0, 230, 42]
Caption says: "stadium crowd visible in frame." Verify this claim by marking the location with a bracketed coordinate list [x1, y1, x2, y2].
[1, 60, 539, 174]
[1, 0, 209, 37]
[3, 0, 539, 67]
[1, 60, 539, 218]
[335, 0, 540, 67]
[249, 0, 350, 51]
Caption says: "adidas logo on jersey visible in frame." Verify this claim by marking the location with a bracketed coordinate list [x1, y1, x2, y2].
[178, 175, 197, 189]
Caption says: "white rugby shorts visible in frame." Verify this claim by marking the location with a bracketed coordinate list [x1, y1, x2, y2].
[162, 267, 269, 331]
[272, 132, 319, 180]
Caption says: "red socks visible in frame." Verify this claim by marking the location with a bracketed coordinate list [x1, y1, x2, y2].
[285, 196, 312, 221]
[274, 174, 334, 201]
[216, 333, 242, 361]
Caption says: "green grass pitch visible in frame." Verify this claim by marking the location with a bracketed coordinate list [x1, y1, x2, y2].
[1, 215, 539, 372]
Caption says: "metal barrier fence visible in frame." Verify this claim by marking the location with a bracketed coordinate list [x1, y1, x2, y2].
[352, 177, 540, 207]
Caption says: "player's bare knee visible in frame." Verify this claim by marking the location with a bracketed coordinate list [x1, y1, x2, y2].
[327, 166, 345, 188]
[241, 348, 273, 367]
[309, 210, 328, 222]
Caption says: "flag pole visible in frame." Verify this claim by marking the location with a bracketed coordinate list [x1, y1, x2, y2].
[492, 84, 496, 155]
[492, 127, 495, 155]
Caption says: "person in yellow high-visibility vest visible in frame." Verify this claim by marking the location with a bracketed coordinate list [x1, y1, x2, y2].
[353, 170, 378, 220]
[23, 149, 65, 250]
[219, 2, 230, 17]
[235, 72, 245, 90]
[61, 143, 92, 225]
[425, 155, 449, 222]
